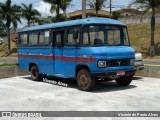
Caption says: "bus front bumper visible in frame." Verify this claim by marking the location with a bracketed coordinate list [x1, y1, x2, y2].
[91, 69, 136, 78]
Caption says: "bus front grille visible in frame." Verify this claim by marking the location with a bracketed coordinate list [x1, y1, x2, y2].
[106, 59, 131, 67]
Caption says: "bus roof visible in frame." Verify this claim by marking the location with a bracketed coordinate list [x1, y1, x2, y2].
[18, 17, 126, 33]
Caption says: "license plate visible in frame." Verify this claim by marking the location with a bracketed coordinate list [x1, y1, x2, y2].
[117, 71, 125, 76]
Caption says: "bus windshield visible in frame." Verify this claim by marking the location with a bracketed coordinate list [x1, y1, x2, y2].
[82, 25, 130, 46]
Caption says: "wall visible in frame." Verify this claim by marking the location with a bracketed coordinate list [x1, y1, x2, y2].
[118, 13, 160, 24]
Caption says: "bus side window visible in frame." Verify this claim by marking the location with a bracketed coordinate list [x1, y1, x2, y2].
[56, 33, 62, 45]
[20, 33, 28, 45]
[82, 26, 89, 45]
[67, 28, 80, 45]
[39, 31, 50, 45]
[53, 30, 64, 47]
[28, 32, 38, 45]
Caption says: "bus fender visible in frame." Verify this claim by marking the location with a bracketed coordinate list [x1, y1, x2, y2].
[75, 64, 90, 77]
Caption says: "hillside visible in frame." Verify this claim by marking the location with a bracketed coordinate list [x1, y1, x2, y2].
[0, 40, 17, 57]
[128, 23, 160, 57]
[0, 23, 160, 58]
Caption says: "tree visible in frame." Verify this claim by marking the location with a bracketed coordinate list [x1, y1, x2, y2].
[130, 0, 160, 56]
[43, 0, 62, 22]
[0, 13, 7, 37]
[43, 0, 72, 22]
[0, 0, 21, 51]
[60, 0, 73, 17]
[21, 3, 41, 26]
[87, 0, 107, 16]
[82, 0, 86, 18]
[52, 14, 67, 22]
[112, 11, 121, 20]
[0, 22, 7, 37]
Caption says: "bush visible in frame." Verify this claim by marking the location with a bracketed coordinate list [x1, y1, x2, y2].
[52, 14, 67, 22]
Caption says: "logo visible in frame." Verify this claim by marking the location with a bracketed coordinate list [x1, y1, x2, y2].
[117, 61, 121, 66]
[2, 112, 11, 117]
[1, 112, 42, 118]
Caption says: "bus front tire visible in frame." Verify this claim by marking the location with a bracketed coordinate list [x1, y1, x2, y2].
[77, 69, 95, 91]
[115, 76, 132, 86]
[30, 65, 43, 81]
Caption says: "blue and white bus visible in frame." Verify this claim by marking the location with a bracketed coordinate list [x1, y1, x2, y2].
[18, 17, 136, 91]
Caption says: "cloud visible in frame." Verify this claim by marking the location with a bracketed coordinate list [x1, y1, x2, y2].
[19, 19, 27, 28]
[0, 0, 134, 28]
[67, 0, 92, 13]
[67, 0, 82, 13]
[34, 1, 55, 17]
[0, 0, 40, 5]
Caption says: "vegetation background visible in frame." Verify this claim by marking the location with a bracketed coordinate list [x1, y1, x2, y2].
[0, 0, 160, 58]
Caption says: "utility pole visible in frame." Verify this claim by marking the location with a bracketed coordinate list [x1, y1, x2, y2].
[110, 0, 112, 18]
[82, 0, 86, 18]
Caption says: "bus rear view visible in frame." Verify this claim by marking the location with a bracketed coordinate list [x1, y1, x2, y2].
[18, 17, 136, 91]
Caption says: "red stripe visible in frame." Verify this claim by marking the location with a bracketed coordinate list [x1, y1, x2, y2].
[18, 54, 96, 62]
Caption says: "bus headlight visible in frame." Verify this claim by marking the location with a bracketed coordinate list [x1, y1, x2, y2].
[130, 59, 135, 66]
[98, 61, 106, 68]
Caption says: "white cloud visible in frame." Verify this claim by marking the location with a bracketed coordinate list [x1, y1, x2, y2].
[67, 0, 91, 13]
[67, 0, 82, 13]
[12, 0, 133, 28]
[34, 1, 55, 17]
[19, 19, 27, 28]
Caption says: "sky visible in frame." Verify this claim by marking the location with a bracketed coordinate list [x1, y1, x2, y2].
[0, 0, 133, 28]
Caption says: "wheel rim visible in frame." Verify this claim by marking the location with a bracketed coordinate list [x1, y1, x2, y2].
[32, 68, 37, 78]
[79, 74, 88, 88]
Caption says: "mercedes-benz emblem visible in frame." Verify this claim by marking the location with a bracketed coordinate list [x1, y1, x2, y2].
[117, 61, 121, 66]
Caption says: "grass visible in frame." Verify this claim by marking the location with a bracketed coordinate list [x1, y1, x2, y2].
[144, 55, 160, 59]
[0, 23, 160, 59]
[0, 63, 17, 67]
[128, 23, 160, 58]
[0, 39, 18, 57]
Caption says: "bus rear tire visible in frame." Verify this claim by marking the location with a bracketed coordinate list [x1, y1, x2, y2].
[115, 75, 132, 86]
[30, 65, 43, 81]
[77, 69, 95, 91]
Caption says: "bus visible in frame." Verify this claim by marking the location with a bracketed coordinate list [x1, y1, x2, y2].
[18, 17, 136, 91]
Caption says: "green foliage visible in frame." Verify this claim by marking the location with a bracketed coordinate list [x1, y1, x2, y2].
[0, 22, 7, 37]
[130, 0, 160, 56]
[87, 0, 107, 16]
[60, 0, 73, 15]
[0, 0, 21, 51]
[0, 63, 17, 67]
[38, 19, 52, 25]
[21, 3, 41, 26]
[0, 0, 21, 29]
[43, 0, 72, 22]
[112, 11, 121, 20]
[128, 23, 160, 56]
[52, 14, 67, 22]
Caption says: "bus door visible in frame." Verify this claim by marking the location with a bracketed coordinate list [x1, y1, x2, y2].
[52, 30, 64, 76]
[62, 27, 81, 77]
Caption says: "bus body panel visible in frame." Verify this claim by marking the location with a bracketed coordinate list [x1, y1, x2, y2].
[18, 17, 136, 80]
[77, 46, 135, 73]
[18, 44, 135, 78]
[18, 47, 54, 75]
[54, 48, 63, 75]
[62, 47, 77, 78]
